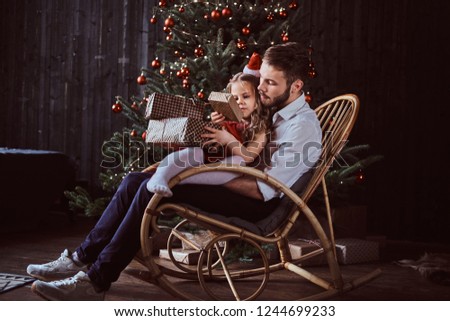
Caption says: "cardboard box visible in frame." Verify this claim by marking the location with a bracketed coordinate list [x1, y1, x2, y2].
[145, 117, 222, 147]
[145, 92, 205, 120]
[335, 238, 379, 264]
[288, 239, 326, 266]
[159, 248, 201, 265]
[208, 91, 243, 122]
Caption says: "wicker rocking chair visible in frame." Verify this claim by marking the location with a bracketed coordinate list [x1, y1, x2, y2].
[134, 93, 381, 300]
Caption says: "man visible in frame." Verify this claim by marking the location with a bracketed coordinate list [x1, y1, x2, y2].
[27, 42, 322, 300]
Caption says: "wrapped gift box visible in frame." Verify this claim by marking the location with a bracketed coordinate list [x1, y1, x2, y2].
[145, 92, 205, 120]
[145, 117, 221, 147]
[335, 238, 379, 264]
[208, 91, 243, 122]
[288, 239, 326, 266]
[181, 230, 219, 250]
[159, 248, 201, 265]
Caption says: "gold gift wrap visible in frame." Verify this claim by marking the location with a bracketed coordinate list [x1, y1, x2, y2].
[208, 91, 243, 122]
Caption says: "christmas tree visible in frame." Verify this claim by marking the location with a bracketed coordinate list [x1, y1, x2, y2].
[65, 0, 381, 217]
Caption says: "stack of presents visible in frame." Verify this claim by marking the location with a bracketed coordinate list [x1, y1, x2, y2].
[144, 91, 242, 147]
[144, 92, 383, 266]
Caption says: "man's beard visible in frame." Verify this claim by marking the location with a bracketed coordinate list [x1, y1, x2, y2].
[260, 86, 291, 109]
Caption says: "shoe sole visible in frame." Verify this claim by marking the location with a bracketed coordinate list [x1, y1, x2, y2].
[28, 266, 90, 282]
[28, 272, 74, 282]
[31, 280, 105, 301]
[31, 282, 51, 301]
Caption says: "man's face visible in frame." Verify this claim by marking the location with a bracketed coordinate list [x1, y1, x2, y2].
[257, 61, 291, 109]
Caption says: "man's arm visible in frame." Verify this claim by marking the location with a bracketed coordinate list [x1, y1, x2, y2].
[223, 176, 264, 200]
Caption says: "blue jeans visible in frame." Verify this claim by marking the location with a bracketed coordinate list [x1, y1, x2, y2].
[75, 172, 279, 291]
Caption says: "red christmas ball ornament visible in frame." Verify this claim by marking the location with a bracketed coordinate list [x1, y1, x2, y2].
[281, 33, 289, 43]
[241, 26, 251, 36]
[159, 67, 166, 75]
[308, 67, 317, 78]
[210, 9, 221, 22]
[180, 66, 190, 78]
[266, 12, 275, 22]
[289, 0, 299, 10]
[130, 129, 137, 137]
[182, 78, 190, 89]
[131, 102, 139, 110]
[136, 73, 146, 85]
[151, 58, 161, 69]
[305, 91, 312, 103]
[164, 16, 175, 28]
[166, 33, 173, 41]
[112, 102, 122, 113]
[179, 6, 185, 13]
[141, 131, 147, 140]
[236, 39, 247, 51]
[194, 46, 205, 58]
[158, 1, 167, 8]
[176, 70, 183, 78]
[203, 13, 210, 20]
[150, 16, 157, 24]
[279, 9, 288, 19]
[197, 90, 205, 99]
[222, 7, 233, 18]
[163, 26, 171, 33]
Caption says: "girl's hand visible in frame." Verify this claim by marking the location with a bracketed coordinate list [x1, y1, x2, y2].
[201, 126, 238, 147]
[210, 112, 226, 125]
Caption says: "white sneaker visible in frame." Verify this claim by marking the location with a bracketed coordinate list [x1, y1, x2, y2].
[27, 249, 88, 281]
[31, 271, 105, 301]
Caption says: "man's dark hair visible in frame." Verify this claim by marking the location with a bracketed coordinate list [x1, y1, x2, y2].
[262, 42, 309, 86]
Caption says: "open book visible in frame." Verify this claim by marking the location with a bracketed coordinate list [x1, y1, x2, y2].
[208, 91, 243, 122]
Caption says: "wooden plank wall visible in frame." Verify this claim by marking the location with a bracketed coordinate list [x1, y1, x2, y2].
[0, 0, 158, 186]
[1, 0, 449, 242]
[304, 0, 450, 242]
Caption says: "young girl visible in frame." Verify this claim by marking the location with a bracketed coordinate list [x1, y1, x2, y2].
[146, 72, 269, 197]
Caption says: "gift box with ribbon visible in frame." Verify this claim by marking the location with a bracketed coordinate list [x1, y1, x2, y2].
[145, 117, 221, 147]
[208, 91, 243, 122]
[145, 92, 205, 120]
[335, 238, 379, 264]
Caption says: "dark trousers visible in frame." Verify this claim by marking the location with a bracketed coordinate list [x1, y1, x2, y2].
[76, 172, 279, 291]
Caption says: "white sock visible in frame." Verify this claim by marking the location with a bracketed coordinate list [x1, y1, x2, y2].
[146, 147, 204, 197]
[180, 156, 245, 186]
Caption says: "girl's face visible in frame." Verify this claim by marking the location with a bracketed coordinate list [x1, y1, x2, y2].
[230, 80, 258, 120]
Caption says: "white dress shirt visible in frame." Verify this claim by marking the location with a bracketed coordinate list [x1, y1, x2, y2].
[256, 94, 322, 201]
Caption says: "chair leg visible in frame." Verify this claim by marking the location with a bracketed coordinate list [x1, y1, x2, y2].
[321, 178, 337, 260]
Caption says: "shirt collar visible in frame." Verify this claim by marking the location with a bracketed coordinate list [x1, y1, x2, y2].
[272, 93, 307, 123]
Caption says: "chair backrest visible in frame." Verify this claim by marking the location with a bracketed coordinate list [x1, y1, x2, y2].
[301, 94, 360, 202]
[256, 94, 360, 236]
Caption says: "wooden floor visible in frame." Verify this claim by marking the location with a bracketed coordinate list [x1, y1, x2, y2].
[1, 211, 449, 301]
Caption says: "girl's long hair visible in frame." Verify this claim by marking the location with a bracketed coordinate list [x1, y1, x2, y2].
[226, 72, 270, 143]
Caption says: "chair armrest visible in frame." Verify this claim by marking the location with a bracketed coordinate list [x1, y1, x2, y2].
[142, 162, 160, 173]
